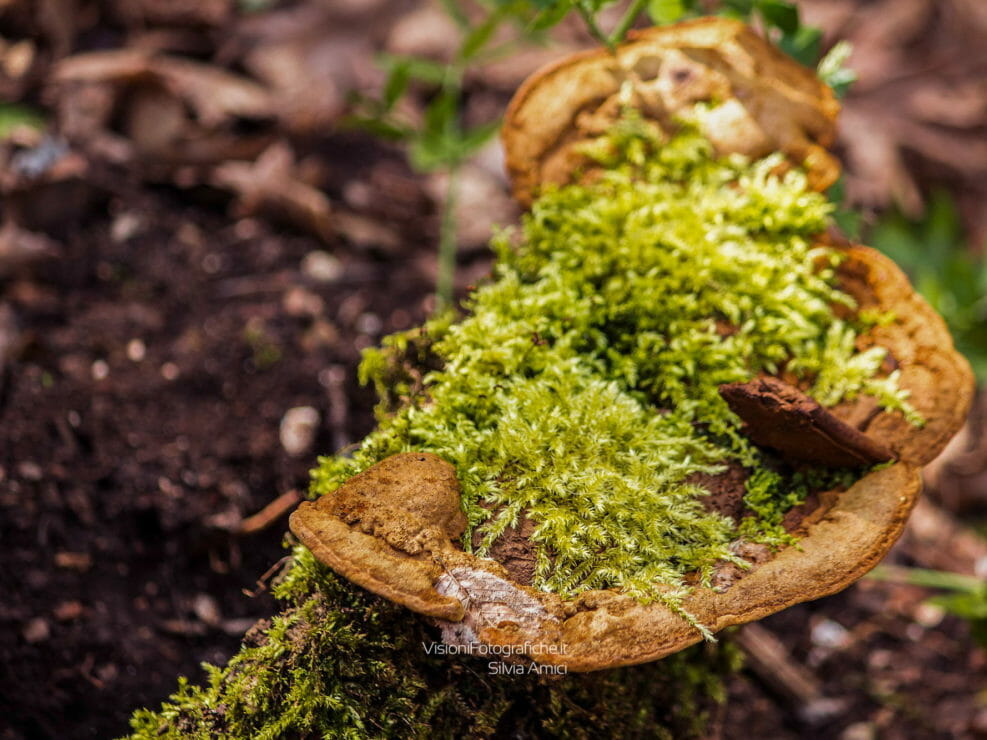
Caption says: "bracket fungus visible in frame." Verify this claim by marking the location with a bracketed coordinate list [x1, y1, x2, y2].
[290, 18, 972, 672]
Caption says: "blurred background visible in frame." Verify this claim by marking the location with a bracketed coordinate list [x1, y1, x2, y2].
[0, 0, 985, 737]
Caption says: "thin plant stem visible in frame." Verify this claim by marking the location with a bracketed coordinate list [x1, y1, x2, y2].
[435, 166, 460, 312]
[577, 1, 614, 51]
[868, 564, 984, 593]
[609, 0, 648, 45]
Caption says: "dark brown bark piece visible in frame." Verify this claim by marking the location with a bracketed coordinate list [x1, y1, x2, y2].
[719, 377, 895, 467]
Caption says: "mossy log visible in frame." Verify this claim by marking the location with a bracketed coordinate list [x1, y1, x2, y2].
[126, 555, 741, 738]
[127, 18, 971, 738]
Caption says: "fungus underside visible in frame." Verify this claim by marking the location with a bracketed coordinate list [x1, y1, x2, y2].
[310, 115, 919, 620]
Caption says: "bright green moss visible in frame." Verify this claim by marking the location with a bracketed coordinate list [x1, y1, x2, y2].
[312, 114, 918, 621]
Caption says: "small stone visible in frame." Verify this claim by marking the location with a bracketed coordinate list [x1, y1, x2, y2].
[280, 406, 320, 457]
[17, 460, 43, 481]
[905, 622, 925, 641]
[22, 617, 50, 643]
[810, 618, 849, 649]
[301, 250, 343, 283]
[176, 222, 204, 248]
[91, 359, 109, 381]
[201, 253, 222, 274]
[161, 362, 180, 380]
[192, 593, 222, 627]
[234, 218, 261, 240]
[971, 708, 987, 734]
[110, 211, 143, 243]
[913, 601, 945, 628]
[356, 312, 382, 335]
[867, 649, 893, 670]
[126, 338, 146, 362]
[53, 601, 84, 621]
[283, 286, 324, 317]
[840, 721, 876, 740]
[96, 663, 118, 683]
[54, 551, 93, 571]
[387, 5, 459, 62]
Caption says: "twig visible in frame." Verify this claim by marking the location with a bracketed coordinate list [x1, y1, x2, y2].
[734, 623, 848, 725]
[238, 490, 302, 536]
[243, 555, 293, 598]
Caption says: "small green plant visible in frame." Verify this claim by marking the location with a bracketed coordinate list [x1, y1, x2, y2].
[352, 0, 848, 311]
[869, 565, 987, 647]
[350, 1, 569, 310]
[0, 103, 45, 139]
[865, 192, 987, 380]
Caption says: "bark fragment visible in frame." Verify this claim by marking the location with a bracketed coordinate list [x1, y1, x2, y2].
[719, 376, 895, 467]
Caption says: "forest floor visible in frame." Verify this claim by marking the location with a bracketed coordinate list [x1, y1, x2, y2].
[2, 1, 986, 738]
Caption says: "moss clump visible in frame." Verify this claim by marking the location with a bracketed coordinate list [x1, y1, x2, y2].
[128, 550, 742, 739]
[312, 116, 916, 618]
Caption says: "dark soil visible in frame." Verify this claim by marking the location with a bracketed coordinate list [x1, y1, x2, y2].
[0, 153, 443, 738]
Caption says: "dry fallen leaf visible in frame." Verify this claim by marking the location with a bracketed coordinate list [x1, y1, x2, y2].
[211, 141, 334, 244]
[235, 3, 382, 134]
[107, 0, 231, 28]
[53, 50, 274, 126]
[803, 0, 987, 229]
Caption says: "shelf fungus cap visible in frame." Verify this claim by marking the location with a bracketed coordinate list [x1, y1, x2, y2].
[502, 17, 841, 207]
[290, 20, 973, 671]
[289, 453, 473, 621]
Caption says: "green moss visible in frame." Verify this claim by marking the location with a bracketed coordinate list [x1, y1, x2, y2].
[311, 117, 917, 620]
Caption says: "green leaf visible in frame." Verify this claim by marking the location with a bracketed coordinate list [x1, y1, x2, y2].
[869, 565, 985, 593]
[461, 8, 505, 60]
[581, 0, 619, 11]
[928, 591, 987, 621]
[437, 0, 470, 29]
[777, 25, 822, 66]
[458, 118, 502, 154]
[377, 54, 448, 85]
[529, 0, 574, 31]
[817, 40, 857, 98]
[720, 0, 755, 18]
[0, 103, 45, 139]
[344, 114, 414, 142]
[382, 61, 411, 112]
[648, 0, 686, 25]
[757, 0, 799, 34]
